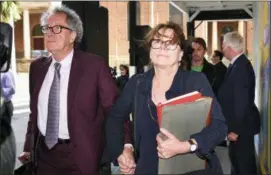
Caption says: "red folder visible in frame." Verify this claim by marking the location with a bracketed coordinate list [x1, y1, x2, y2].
[157, 91, 212, 127]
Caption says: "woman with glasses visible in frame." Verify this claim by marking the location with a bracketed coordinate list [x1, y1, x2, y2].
[106, 22, 227, 175]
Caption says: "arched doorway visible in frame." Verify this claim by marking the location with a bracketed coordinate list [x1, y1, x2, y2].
[32, 24, 44, 50]
[218, 22, 238, 50]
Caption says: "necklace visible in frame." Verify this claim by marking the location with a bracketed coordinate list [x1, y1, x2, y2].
[147, 94, 158, 124]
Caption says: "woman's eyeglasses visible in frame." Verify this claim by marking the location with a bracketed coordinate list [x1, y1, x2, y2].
[41, 25, 73, 34]
[151, 39, 179, 51]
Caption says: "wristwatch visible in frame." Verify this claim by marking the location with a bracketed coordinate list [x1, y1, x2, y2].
[188, 139, 197, 152]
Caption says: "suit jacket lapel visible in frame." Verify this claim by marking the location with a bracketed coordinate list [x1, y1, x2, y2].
[222, 55, 245, 86]
[67, 51, 84, 117]
[33, 57, 52, 106]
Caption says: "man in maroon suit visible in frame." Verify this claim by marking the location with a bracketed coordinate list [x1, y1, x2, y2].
[18, 5, 130, 175]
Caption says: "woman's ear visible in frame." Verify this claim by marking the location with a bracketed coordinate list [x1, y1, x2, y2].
[179, 51, 183, 61]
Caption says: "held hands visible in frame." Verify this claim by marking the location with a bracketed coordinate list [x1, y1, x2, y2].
[18, 152, 30, 164]
[227, 132, 238, 141]
[156, 128, 190, 159]
[117, 147, 136, 174]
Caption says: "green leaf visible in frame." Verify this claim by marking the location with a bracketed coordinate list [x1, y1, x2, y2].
[0, 1, 22, 23]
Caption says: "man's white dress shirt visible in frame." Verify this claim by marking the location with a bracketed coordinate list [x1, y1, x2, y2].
[38, 50, 74, 139]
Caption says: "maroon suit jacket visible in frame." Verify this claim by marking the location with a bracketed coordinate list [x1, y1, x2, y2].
[23, 50, 131, 175]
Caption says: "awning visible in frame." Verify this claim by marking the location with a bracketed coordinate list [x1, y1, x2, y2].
[170, 1, 253, 21]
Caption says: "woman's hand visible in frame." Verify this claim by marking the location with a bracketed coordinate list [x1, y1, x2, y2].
[156, 128, 190, 159]
[227, 132, 238, 141]
[117, 147, 136, 174]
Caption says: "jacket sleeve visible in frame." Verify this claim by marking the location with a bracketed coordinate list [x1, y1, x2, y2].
[190, 73, 228, 157]
[105, 75, 137, 161]
[231, 62, 256, 135]
[124, 119, 133, 144]
[98, 60, 119, 117]
[23, 62, 35, 152]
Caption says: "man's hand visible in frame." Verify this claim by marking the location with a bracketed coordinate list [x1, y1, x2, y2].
[117, 147, 136, 174]
[156, 128, 190, 159]
[227, 132, 238, 141]
[18, 152, 30, 164]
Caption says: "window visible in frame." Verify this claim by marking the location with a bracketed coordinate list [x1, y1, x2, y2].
[32, 24, 44, 50]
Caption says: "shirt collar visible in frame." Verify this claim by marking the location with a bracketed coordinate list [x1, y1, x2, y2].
[51, 49, 74, 67]
[231, 53, 243, 65]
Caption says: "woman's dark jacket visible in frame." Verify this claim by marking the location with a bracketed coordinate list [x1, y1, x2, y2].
[106, 68, 227, 173]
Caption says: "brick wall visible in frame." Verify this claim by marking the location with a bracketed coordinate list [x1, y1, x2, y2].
[100, 2, 169, 68]
[14, 19, 24, 58]
[153, 2, 169, 26]
[100, 2, 130, 67]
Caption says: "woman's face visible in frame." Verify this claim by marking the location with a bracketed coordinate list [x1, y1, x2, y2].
[150, 28, 183, 69]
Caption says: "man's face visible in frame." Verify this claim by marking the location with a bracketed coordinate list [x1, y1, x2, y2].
[44, 13, 76, 54]
[192, 42, 206, 62]
[120, 67, 127, 76]
[222, 42, 230, 60]
[211, 52, 219, 64]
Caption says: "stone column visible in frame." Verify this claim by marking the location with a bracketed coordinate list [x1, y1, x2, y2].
[23, 9, 31, 59]
[238, 20, 244, 36]
[238, 20, 246, 52]
[212, 21, 218, 52]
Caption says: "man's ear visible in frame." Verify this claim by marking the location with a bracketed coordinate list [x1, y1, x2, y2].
[70, 31, 76, 43]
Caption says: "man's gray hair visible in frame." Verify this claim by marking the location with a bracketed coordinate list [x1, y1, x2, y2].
[40, 5, 83, 43]
[223, 32, 244, 53]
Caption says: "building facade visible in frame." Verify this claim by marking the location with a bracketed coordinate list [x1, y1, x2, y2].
[14, 2, 253, 72]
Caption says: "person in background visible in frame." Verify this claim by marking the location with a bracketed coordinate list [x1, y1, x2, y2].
[0, 69, 16, 175]
[0, 69, 15, 123]
[0, 21, 16, 175]
[116, 64, 129, 92]
[110, 66, 117, 82]
[211, 50, 227, 97]
[106, 22, 227, 175]
[190, 38, 216, 88]
[218, 31, 260, 175]
[111, 64, 131, 174]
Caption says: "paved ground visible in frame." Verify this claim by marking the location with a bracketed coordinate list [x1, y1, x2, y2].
[11, 73, 30, 169]
[11, 73, 231, 173]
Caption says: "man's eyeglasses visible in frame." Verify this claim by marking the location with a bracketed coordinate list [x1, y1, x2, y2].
[151, 39, 179, 51]
[41, 25, 73, 34]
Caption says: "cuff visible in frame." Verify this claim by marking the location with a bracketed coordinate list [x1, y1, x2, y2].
[124, 144, 134, 152]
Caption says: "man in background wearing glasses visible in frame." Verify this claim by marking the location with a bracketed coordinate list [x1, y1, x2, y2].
[19, 5, 121, 175]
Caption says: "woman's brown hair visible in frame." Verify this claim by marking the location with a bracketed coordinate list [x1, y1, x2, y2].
[144, 21, 186, 51]
[144, 21, 189, 70]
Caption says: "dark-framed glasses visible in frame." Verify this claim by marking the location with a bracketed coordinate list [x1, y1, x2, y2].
[41, 25, 73, 34]
[151, 39, 179, 51]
